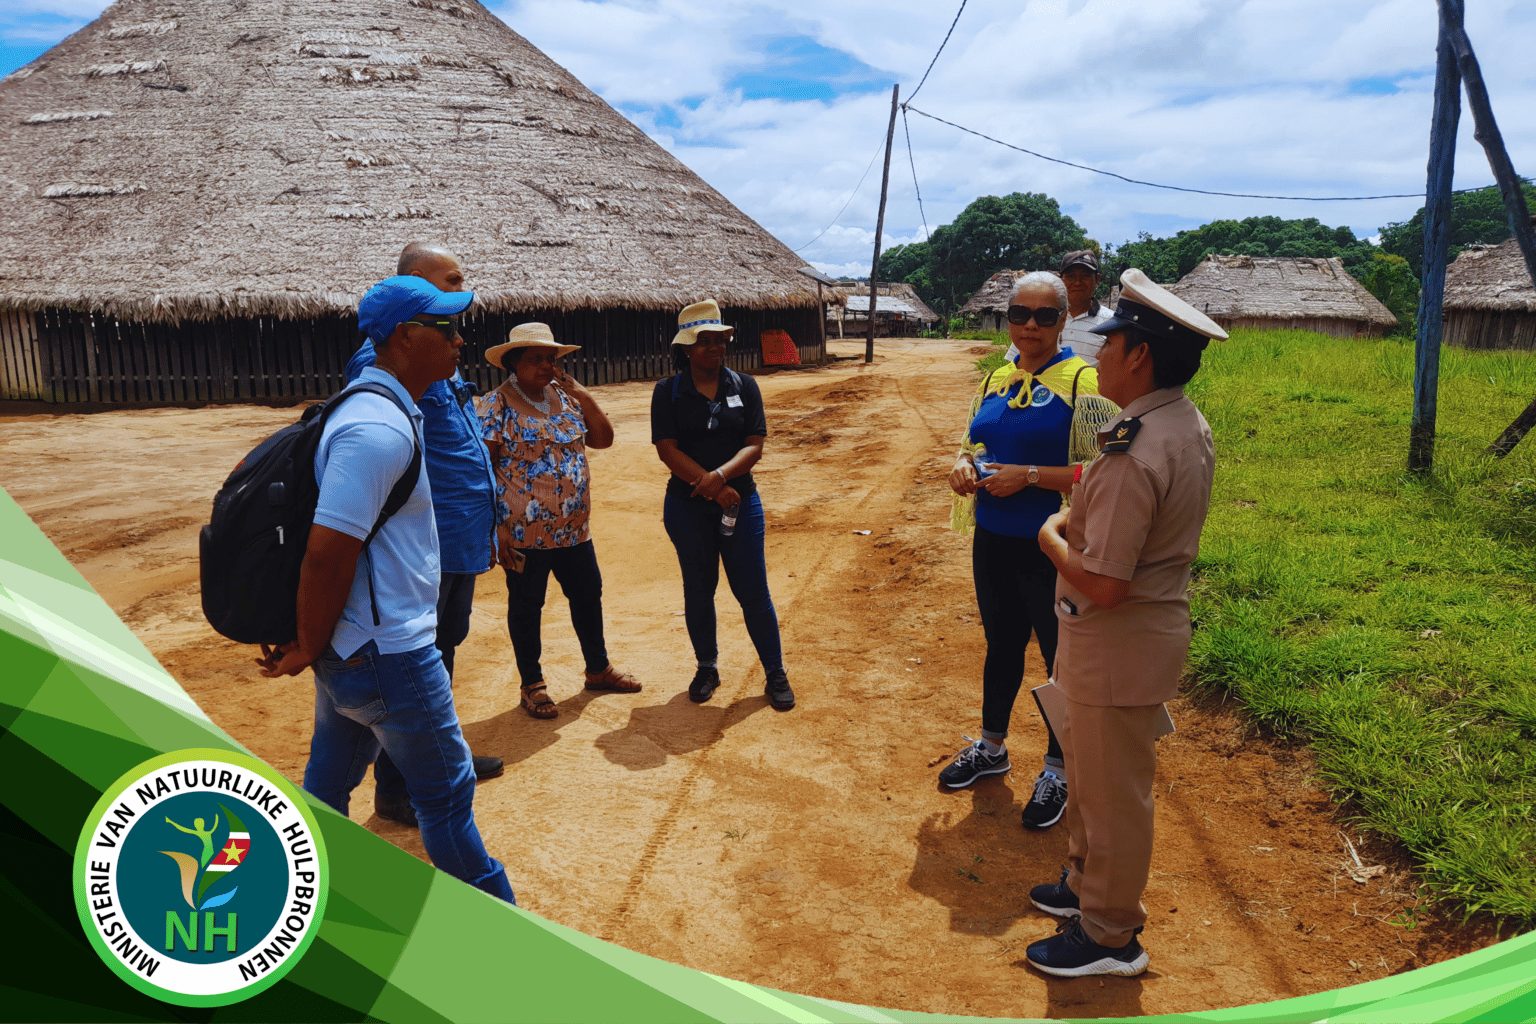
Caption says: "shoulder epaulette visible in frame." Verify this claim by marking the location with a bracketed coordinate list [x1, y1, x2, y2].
[1101, 416, 1142, 454]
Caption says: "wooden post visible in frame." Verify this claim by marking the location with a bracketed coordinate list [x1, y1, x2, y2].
[816, 281, 826, 365]
[866, 84, 900, 365]
[1409, 0, 1461, 474]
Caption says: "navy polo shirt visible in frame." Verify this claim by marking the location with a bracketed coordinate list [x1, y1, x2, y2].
[968, 349, 1074, 539]
[346, 340, 497, 574]
[650, 368, 768, 499]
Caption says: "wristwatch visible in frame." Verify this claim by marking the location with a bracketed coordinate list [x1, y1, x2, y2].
[1026, 465, 1040, 485]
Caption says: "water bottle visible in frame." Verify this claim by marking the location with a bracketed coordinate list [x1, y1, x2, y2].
[720, 504, 738, 537]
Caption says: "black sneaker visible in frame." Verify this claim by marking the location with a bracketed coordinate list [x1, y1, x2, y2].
[473, 754, 505, 780]
[1029, 868, 1081, 918]
[765, 669, 795, 711]
[1026, 918, 1148, 978]
[1021, 768, 1067, 829]
[937, 738, 1010, 788]
[688, 667, 721, 703]
[375, 794, 418, 829]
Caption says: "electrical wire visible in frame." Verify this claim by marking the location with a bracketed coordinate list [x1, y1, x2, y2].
[905, 0, 968, 106]
[792, 134, 886, 253]
[901, 106, 929, 240]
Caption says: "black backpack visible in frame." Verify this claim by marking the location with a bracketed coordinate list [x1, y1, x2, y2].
[199, 382, 422, 645]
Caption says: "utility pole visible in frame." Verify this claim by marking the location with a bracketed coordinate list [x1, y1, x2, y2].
[866, 84, 900, 364]
[1409, 0, 1461, 474]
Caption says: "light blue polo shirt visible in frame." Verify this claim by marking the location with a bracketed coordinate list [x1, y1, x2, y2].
[313, 367, 440, 657]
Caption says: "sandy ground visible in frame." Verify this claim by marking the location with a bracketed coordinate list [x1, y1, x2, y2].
[0, 337, 1495, 1019]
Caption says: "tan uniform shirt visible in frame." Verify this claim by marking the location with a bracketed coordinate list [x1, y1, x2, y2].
[1055, 386, 1214, 707]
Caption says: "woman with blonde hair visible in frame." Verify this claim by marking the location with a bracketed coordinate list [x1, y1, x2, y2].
[479, 323, 640, 719]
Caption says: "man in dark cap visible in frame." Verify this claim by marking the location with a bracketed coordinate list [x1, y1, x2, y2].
[1025, 269, 1227, 977]
[346, 243, 502, 826]
[1004, 249, 1110, 366]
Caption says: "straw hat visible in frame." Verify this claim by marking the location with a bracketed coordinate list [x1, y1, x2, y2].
[484, 322, 581, 369]
[671, 299, 735, 347]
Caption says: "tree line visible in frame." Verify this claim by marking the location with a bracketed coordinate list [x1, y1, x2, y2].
[876, 183, 1536, 332]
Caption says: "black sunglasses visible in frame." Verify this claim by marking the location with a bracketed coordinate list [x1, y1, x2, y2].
[706, 398, 722, 431]
[406, 316, 462, 339]
[1006, 305, 1063, 327]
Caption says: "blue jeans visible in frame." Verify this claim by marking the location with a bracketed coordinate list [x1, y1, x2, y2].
[662, 490, 783, 672]
[505, 541, 609, 686]
[375, 570, 477, 804]
[304, 641, 516, 904]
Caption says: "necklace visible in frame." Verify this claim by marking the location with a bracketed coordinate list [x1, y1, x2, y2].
[509, 379, 551, 416]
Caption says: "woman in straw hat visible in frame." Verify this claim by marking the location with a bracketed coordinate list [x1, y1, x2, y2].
[479, 323, 640, 719]
[943, 271, 1109, 831]
[650, 300, 795, 711]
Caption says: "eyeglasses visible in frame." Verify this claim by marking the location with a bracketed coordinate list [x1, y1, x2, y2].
[406, 317, 461, 339]
[1007, 305, 1063, 327]
[706, 398, 722, 431]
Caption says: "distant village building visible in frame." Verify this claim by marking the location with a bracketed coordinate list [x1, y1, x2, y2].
[0, 0, 823, 405]
[828, 281, 939, 338]
[957, 270, 1022, 332]
[1168, 254, 1396, 338]
[1442, 237, 1536, 350]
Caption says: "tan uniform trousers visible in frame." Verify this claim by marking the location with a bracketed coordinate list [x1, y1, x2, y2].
[1058, 696, 1165, 948]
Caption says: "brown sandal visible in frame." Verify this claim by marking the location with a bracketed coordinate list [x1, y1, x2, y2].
[585, 665, 642, 693]
[520, 682, 558, 719]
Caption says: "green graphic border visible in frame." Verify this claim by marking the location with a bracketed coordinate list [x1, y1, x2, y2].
[71, 747, 330, 1008]
[2, 485, 1534, 1022]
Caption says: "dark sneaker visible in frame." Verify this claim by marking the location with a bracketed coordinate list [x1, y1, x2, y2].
[375, 795, 418, 829]
[473, 754, 505, 781]
[688, 667, 721, 703]
[1021, 768, 1067, 829]
[1029, 868, 1081, 918]
[765, 669, 795, 711]
[938, 738, 1010, 788]
[1026, 919, 1148, 978]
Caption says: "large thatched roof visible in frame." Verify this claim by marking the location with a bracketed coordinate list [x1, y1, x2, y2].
[0, 0, 821, 322]
[1169, 255, 1395, 327]
[958, 270, 1020, 317]
[1444, 239, 1536, 313]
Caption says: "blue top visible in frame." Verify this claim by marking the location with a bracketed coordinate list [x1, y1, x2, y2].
[313, 367, 439, 657]
[346, 341, 496, 574]
[969, 349, 1074, 539]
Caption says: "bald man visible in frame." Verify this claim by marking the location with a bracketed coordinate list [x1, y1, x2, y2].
[346, 242, 501, 827]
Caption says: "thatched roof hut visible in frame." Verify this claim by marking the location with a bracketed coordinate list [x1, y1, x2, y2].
[0, 0, 823, 404]
[827, 281, 938, 337]
[1443, 238, 1536, 350]
[957, 270, 1021, 332]
[1168, 254, 1396, 338]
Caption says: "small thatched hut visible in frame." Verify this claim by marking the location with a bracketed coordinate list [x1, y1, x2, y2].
[1443, 238, 1536, 350]
[0, 0, 823, 405]
[827, 281, 939, 337]
[958, 270, 1022, 331]
[1168, 254, 1396, 338]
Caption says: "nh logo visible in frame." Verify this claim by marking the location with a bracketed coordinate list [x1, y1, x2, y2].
[165, 911, 238, 952]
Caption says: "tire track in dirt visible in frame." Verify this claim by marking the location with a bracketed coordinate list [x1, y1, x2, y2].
[605, 352, 958, 938]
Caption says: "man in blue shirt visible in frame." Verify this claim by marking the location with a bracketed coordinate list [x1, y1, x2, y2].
[347, 244, 501, 827]
[259, 275, 515, 904]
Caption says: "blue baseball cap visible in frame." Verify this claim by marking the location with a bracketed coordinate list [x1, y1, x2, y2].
[357, 275, 475, 344]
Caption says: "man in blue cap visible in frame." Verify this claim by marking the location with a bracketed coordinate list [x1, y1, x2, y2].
[347, 243, 502, 827]
[258, 274, 516, 904]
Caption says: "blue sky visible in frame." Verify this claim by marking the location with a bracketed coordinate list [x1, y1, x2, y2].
[5, 0, 1534, 277]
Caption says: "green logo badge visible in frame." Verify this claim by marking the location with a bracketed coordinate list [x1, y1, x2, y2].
[73, 749, 328, 1007]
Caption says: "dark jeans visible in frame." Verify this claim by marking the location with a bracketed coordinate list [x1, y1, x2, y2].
[376, 571, 477, 803]
[973, 525, 1062, 757]
[663, 490, 783, 673]
[505, 540, 610, 686]
[304, 641, 515, 903]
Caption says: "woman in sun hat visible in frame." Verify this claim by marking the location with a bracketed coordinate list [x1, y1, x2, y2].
[479, 322, 640, 720]
[650, 299, 794, 712]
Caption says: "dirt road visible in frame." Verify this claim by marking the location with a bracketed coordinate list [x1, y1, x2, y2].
[0, 337, 1487, 1018]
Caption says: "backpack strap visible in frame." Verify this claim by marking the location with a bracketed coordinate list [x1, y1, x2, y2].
[326, 381, 424, 626]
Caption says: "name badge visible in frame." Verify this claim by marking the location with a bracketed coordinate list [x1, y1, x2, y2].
[725, 394, 744, 408]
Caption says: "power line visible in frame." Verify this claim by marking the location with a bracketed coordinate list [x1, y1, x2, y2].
[901, 106, 929, 240]
[905, 104, 1438, 202]
[906, 0, 968, 106]
[792, 134, 886, 253]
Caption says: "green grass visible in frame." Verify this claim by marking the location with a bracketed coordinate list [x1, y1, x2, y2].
[983, 328, 1536, 921]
